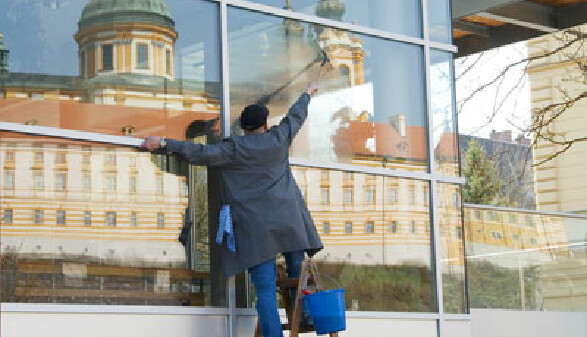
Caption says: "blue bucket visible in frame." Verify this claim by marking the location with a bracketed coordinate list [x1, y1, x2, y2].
[303, 289, 346, 335]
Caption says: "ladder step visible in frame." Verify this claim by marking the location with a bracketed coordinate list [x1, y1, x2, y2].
[277, 277, 299, 288]
[281, 323, 315, 333]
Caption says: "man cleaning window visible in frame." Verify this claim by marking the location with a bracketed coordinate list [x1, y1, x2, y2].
[142, 80, 322, 337]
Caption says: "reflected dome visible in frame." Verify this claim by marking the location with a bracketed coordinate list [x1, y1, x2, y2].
[78, 0, 174, 30]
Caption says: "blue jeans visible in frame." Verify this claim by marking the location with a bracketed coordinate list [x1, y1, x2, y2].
[249, 251, 305, 337]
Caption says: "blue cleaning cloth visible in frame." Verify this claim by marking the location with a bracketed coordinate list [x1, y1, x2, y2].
[217, 205, 235, 253]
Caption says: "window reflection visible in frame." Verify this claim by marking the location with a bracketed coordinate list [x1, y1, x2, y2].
[248, 0, 423, 38]
[465, 207, 587, 312]
[289, 168, 435, 312]
[437, 183, 467, 314]
[431, 50, 459, 176]
[0, 133, 215, 306]
[228, 8, 428, 172]
[0, 0, 221, 141]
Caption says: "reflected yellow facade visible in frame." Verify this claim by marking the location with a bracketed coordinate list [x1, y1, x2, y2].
[0, 136, 188, 263]
[528, 24, 587, 213]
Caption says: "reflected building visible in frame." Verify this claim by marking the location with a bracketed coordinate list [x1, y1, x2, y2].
[527, 24, 587, 214]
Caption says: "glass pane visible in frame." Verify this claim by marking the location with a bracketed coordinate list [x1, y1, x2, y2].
[228, 8, 428, 172]
[437, 183, 467, 314]
[465, 207, 587, 311]
[0, 131, 222, 306]
[0, 0, 221, 141]
[431, 50, 458, 176]
[247, 0, 422, 38]
[428, 0, 451, 43]
[239, 168, 436, 312]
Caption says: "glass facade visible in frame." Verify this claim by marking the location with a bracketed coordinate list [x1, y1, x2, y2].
[247, 0, 423, 38]
[465, 207, 587, 311]
[0, 0, 466, 335]
[229, 8, 428, 172]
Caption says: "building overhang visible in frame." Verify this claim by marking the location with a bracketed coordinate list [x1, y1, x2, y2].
[452, 0, 587, 57]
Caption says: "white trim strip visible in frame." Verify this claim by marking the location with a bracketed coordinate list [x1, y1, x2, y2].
[0, 122, 464, 183]
[1, 303, 230, 316]
[477, 12, 557, 34]
[223, 0, 439, 49]
[0, 122, 142, 147]
[234, 308, 444, 320]
[464, 203, 587, 219]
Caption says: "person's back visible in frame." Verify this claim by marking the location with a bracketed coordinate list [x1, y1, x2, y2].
[142, 81, 321, 337]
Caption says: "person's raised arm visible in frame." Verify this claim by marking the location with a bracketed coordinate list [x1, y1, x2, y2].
[141, 136, 235, 167]
[273, 81, 318, 144]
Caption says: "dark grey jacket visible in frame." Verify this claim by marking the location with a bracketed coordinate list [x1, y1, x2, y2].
[165, 93, 323, 276]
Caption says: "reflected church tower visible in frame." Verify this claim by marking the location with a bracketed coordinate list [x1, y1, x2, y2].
[315, 0, 364, 86]
[75, 0, 177, 80]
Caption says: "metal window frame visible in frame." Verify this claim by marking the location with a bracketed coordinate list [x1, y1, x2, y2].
[0, 0, 468, 336]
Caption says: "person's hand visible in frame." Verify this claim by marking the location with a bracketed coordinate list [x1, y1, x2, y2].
[141, 136, 162, 151]
[306, 81, 318, 96]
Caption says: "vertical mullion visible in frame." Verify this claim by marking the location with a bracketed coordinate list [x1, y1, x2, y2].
[421, 0, 445, 337]
[219, 1, 236, 336]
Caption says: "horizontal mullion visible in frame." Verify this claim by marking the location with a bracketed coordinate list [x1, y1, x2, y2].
[222, 0, 427, 47]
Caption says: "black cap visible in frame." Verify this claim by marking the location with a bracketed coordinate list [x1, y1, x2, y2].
[240, 104, 269, 131]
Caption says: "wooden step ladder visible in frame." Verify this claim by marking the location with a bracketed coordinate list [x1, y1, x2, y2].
[254, 259, 340, 337]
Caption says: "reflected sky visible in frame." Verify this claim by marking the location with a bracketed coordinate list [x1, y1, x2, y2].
[0, 0, 220, 82]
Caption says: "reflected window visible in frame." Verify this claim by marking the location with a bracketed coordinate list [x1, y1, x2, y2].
[34, 150, 44, 163]
[345, 221, 353, 234]
[387, 188, 398, 204]
[157, 213, 165, 228]
[137, 43, 149, 69]
[530, 237, 538, 245]
[3, 209, 13, 224]
[84, 211, 91, 226]
[344, 187, 353, 205]
[512, 233, 520, 241]
[106, 212, 116, 227]
[455, 226, 462, 239]
[365, 221, 375, 233]
[181, 179, 188, 197]
[474, 210, 481, 220]
[83, 172, 91, 192]
[4, 170, 14, 190]
[156, 175, 164, 195]
[491, 231, 503, 240]
[509, 214, 517, 224]
[106, 174, 116, 193]
[56, 172, 67, 191]
[105, 151, 116, 166]
[34, 210, 43, 224]
[80, 50, 86, 78]
[410, 221, 417, 233]
[5, 145, 15, 162]
[130, 212, 138, 227]
[321, 170, 329, 181]
[323, 222, 330, 234]
[409, 186, 416, 205]
[130, 175, 137, 194]
[388, 220, 398, 233]
[102, 44, 113, 71]
[229, 9, 427, 172]
[165, 49, 171, 75]
[33, 171, 44, 189]
[56, 211, 66, 225]
[364, 186, 375, 205]
[525, 215, 533, 226]
[452, 191, 459, 209]
[321, 187, 330, 205]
